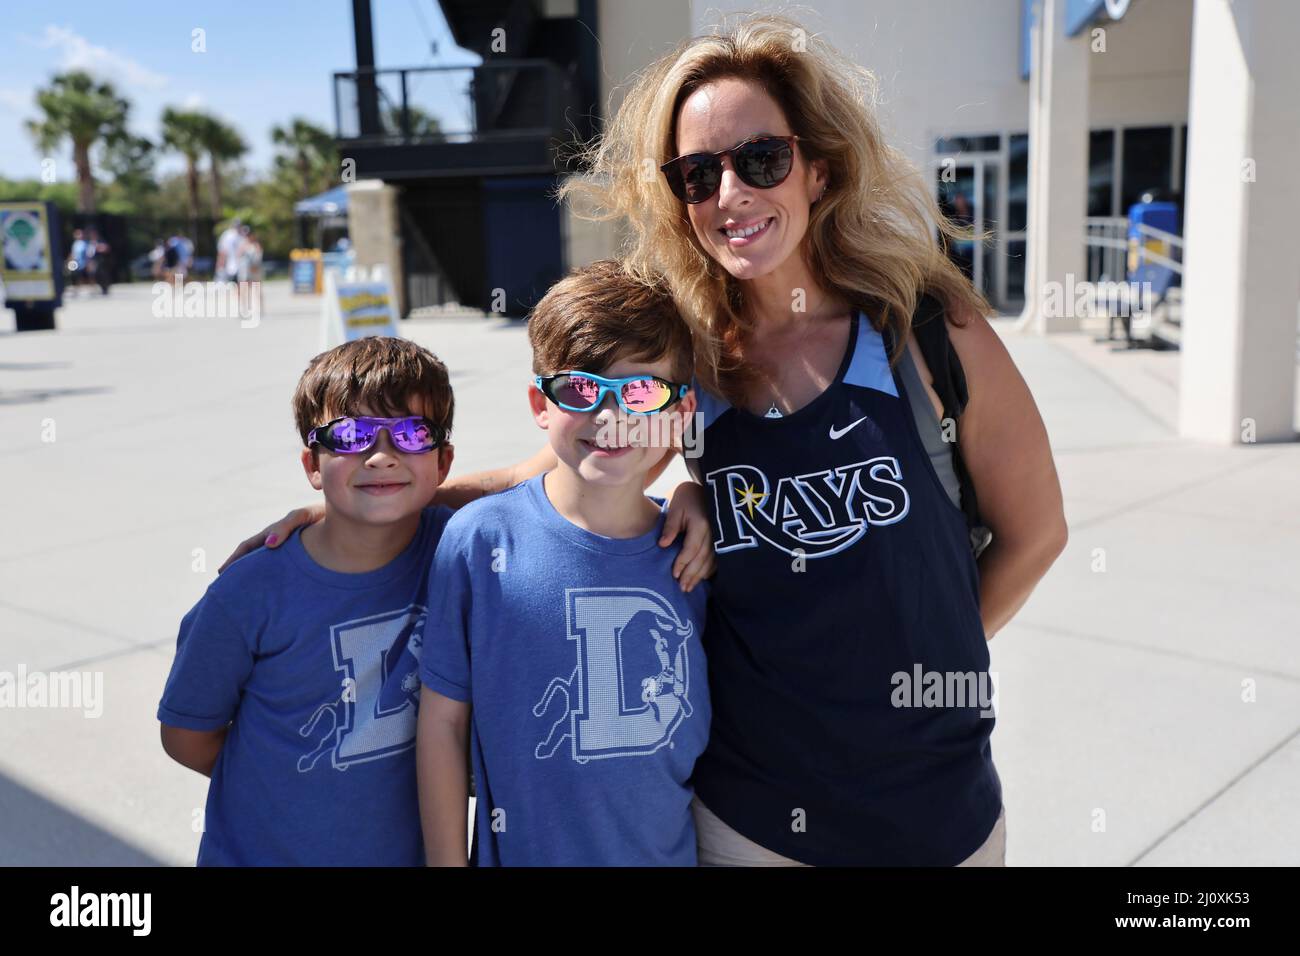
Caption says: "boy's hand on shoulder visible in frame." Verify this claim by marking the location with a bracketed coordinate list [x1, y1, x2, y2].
[660, 480, 715, 593]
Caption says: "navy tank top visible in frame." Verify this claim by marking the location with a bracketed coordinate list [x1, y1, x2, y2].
[686, 310, 1002, 865]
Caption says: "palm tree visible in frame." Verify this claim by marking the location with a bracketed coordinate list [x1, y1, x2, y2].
[199, 116, 247, 219]
[26, 71, 130, 213]
[385, 105, 442, 139]
[160, 108, 209, 236]
[270, 118, 336, 199]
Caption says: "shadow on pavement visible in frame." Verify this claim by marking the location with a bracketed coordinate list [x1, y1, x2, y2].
[0, 770, 165, 866]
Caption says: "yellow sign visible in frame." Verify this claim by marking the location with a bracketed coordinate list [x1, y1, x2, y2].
[0, 202, 57, 301]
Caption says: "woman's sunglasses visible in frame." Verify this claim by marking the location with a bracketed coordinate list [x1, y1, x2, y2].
[660, 134, 800, 204]
[307, 416, 446, 455]
[535, 372, 689, 415]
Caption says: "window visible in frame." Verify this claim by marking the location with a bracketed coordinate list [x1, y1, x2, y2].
[1008, 133, 1028, 231]
[935, 134, 1001, 154]
[1088, 130, 1115, 216]
[1120, 126, 1173, 212]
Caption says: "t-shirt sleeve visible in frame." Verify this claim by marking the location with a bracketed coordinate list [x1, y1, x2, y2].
[419, 528, 473, 703]
[157, 592, 256, 731]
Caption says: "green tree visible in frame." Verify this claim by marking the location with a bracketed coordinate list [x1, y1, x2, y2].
[199, 115, 247, 220]
[160, 107, 209, 235]
[269, 118, 337, 200]
[385, 105, 442, 139]
[25, 71, 130, 213]
[100, 132, 157, 213]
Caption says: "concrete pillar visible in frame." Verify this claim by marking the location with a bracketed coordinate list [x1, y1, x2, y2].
[1178, 0, 1300, 443]
[1023, 0, 1090, 333]
[345, 180, 407, 317]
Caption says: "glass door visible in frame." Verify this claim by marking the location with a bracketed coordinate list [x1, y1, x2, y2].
[935, 155, 1000, 304]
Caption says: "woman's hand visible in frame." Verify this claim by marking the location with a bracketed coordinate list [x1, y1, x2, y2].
[217, 502, 326, 573]
[659, 480, 716, 592]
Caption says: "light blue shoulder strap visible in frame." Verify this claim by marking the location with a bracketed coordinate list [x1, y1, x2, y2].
[842, 311, 899, 397]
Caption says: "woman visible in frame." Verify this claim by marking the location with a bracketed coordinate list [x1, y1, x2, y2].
[224, 14, 1065, 866]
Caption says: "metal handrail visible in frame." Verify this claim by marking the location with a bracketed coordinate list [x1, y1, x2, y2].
[333, 61, 573, 142]
[1136, 222, 1184, 247]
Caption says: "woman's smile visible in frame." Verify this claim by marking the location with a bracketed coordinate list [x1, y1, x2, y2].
[721, 215, 775, 245]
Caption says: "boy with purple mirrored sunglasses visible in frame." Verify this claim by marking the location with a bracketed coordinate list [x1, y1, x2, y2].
[157, 336, 458, 865]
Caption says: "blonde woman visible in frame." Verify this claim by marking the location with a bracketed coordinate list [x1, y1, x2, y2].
[225, 13, 1065, 866]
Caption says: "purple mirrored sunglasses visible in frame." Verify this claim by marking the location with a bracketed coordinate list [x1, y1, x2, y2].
[307, 416, 446, 455]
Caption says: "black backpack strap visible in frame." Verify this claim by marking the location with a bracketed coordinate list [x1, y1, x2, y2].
[908, 294, 992, 558]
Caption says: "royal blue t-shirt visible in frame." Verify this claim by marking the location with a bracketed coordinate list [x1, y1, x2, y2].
[157, 505, 453, 866]
[686, 311, 1002, 866]
[420, 473, 710, 866]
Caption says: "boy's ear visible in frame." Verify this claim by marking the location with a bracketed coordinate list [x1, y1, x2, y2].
[437, 443, 455, 484]
[527, 381, 550, 429]
[300, 447, 324, 490]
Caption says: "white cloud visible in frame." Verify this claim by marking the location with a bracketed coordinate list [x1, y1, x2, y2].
[181, 92, 204, 110]
[0, 89, 31, 113]
[24, 24, 170, 92]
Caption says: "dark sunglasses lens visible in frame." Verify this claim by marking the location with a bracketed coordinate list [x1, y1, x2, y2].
[678, 156, 722, 204]
[736, 138, 794, 187]
[326, 418, 375, 453]
[621, 378, 673, 413]
[552, 374, 602, 409]
[392, 418, 439, 452]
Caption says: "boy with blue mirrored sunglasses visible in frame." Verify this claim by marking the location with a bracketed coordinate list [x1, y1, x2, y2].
[533, 371, 690, 415]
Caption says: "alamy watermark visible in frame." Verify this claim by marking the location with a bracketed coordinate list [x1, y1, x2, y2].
[1041, 273, 1156, 324]
[0, 665, 103, 718]
[593, 412, 704, 459]
[891, 664, 997, 719]
[151, 276, 261, 328]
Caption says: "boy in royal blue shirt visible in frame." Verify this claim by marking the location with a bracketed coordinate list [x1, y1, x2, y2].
[158, 336, 457, 866]
[417, 260, 711, 866]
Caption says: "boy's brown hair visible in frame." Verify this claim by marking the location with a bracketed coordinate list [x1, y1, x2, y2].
[292, 336, 454, 447]
[528, 259, 694, 383]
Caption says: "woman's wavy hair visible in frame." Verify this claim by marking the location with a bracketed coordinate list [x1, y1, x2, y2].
[559, 11, 991, 404]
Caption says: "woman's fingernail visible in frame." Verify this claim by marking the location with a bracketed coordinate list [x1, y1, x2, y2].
[265, 534, 278, 547]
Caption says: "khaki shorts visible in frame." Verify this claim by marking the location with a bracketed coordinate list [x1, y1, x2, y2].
[692, 795, 1007, 867]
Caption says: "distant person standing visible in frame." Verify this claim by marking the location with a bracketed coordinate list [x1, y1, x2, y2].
[237, 225, 264, 316]
[216, 218, 243, 284]
[86, 228, 112, 295]
[163, 234, 181, 282]
[169, 234, 194, 283]
[163, 234, 183, 283]
[149, 237, 167, 281]
[67, 228, 89, 295]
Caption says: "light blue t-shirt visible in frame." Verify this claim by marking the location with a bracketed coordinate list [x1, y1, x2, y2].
[420, 473, 711, 866]
[158, 505, 453, 866]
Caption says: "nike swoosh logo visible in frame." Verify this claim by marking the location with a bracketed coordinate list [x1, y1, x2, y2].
[829, 416, 869, 440]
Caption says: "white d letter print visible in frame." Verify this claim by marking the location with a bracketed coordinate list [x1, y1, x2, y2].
[298, 605, 426, 772]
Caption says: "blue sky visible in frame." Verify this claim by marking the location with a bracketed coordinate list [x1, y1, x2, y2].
[0, 0, 479, 182]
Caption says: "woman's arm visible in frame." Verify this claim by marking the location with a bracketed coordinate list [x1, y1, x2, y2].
[416, 687, 471, 866]
[219, 442, 704, 575]
[217, 445, 560, 572]
[947, 311, 1068, 640]
[433, 443, 556, 509]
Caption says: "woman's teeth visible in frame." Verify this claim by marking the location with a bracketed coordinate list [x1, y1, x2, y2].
[724, 218, 772, 240]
